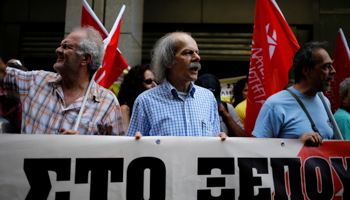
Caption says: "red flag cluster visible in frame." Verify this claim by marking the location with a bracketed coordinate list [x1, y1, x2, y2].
[324, 28, 350, 113]
[245, 0, 300, 134]
[81, 0, 128, 89]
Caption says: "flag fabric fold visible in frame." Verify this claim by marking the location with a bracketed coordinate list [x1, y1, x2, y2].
[81, 1, 128, 89]
[245, 0, 300, 134]
[81, 0, 108, 39]
[324, 28, 350, 113]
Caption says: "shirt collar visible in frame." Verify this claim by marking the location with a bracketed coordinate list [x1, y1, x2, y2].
[48, 75, 100, 103]
[162, 78, 196, 99]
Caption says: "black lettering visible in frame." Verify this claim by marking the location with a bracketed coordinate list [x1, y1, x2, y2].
[304, 157, 333, 199]
[75, 158, 123, 200]
[238, 158, 270, 200]
[126, 157, 166, 200]
[271, 158, 304, 200]
[24, 158, 71, 200]
[331, 157, 350, 199]
[197, 158, 235, 199]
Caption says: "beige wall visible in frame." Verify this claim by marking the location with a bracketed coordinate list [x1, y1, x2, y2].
[65, 0, 144, 68]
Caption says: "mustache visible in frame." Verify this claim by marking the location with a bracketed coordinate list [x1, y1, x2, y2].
[188, 62, 201, 71]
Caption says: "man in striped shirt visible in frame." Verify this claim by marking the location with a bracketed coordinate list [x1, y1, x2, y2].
[0, 27, 124, 135]
[126, 32, 226, 140]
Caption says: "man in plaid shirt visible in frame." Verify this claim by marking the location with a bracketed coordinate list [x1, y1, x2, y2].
[127, 32, 226, 140]
[0, 27, 124, 135]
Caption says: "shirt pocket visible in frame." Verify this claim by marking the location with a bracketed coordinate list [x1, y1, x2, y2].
[65, 114, 95, 135]
[202, 119, 214, 136]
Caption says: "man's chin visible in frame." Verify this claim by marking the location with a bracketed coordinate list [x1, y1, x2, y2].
[322, 85, 331, 92]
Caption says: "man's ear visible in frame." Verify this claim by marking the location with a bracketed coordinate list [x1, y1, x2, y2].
[81, 53, 92, 66]
[302, 65, 310, 77]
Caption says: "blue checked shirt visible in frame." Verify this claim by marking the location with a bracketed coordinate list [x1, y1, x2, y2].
[126, 79, 220, 137]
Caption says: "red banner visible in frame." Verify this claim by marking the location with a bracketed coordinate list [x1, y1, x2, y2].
[324, 28, 350, 113]
[245, 0, 300, 134]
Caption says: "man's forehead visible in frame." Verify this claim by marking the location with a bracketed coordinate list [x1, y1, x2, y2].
[314, 48, 332, 63]
[172, 33, 198, 50]
[63, 30, 86, 43]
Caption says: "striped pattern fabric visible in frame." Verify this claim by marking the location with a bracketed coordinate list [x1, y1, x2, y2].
[4, 67, 124, 135]
[127, 79, 220, 137]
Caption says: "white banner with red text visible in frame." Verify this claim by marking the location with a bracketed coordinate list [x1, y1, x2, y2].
[0, 134, 349, 200]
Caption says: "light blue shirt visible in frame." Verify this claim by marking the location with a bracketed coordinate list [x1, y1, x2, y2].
[334, 108, 350, 140]
[252, 86, 334, 139]
[126, 79, 220, 137]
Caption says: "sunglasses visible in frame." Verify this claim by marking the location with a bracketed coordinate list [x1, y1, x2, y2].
[144, 78, 155, 85]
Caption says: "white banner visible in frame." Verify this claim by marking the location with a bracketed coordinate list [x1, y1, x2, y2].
[0, 134, 349, 200]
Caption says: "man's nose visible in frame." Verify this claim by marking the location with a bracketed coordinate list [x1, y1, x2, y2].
[330, 64, 336, 75]
[192, 52, 200, 62]
[56, 46, 62, 54]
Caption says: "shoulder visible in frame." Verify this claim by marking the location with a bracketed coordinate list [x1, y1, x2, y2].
[120, 104, 130, 112]
[95, 84, 119, 104]
[193, 85, 215, 99]
[334, 108, 350, 119]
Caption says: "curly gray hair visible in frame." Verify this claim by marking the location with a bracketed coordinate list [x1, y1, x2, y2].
[150, 32, 192, 83]
[339, 77, 350, 100]
[74, 26, 105, 75]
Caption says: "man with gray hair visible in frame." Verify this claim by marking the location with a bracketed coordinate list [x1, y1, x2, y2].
[126, 32, 226, 139]
[0, 27, 124, 135]
[334, 77, 350, 139]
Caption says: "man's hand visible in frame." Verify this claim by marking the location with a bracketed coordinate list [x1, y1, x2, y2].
[299, 132, 323, 147]
[218, 103, 229, 117]
[135, 131, 142, 139]
[215, 132, 228, 141]
[60, 127, 80, 135]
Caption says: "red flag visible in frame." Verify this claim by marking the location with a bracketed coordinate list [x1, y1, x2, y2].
[81, 0, 108, 39]
[81, 1, 128, 89]
[245, 0, 300, 134]
[324, 28, 350, 113]
[94, 5, 128, 89]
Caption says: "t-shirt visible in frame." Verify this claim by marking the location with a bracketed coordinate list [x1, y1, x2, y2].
[252, 86, 334, 139]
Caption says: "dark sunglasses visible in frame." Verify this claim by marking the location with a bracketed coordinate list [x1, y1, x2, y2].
[144, 78, 155, 85]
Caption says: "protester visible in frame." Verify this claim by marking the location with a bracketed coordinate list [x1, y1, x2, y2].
[126, 32, 226, 139]
[334, 77, 350, 139]
[195, 74, 248, 137]
[252, 41, 335, 146]
[232, 78, 248, 107]
[231, 78, 248, 125]
[0, 58, 28, 133]
[118, 64, 157, 132]
[0, 27, 124, 135]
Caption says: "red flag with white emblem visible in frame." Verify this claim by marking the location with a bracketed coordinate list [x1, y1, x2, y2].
[324, 28, 350, 113]
[81, 1, 128, 89]
[245, 0, 300, 134]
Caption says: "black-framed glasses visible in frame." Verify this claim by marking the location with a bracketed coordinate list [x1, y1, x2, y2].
[144, 78, 155, 85]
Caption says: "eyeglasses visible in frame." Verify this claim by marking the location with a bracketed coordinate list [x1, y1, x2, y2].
[144, 78, 155, 85]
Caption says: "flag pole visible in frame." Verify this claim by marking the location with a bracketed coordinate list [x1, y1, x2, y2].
[73, 42, 108, 131]
[73, 71, 97, 131]
[318, 92, 344, 140]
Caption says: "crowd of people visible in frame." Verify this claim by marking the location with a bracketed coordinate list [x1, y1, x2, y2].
[1, 26, 348, 147]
